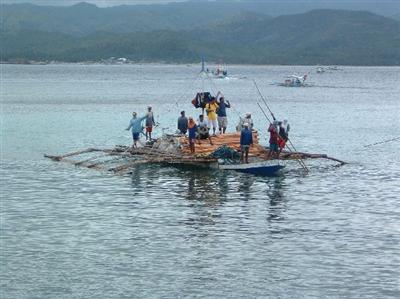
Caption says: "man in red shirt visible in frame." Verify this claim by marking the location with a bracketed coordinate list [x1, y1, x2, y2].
[268, 122, 280, 158]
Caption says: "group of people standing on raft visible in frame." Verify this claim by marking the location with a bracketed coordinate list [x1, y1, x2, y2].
[126, 92, 290, 163]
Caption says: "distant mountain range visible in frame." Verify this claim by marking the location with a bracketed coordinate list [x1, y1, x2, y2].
[1, 3, 400, 65]
[2, 1, 400, 36]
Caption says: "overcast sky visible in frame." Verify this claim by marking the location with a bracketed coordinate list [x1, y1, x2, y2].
[2, 0, 398, 7]
[1, 0, 187, 6]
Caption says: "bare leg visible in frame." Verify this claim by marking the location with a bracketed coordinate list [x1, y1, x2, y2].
[223, 127, 226, 134]
[245, 149, 249, 163]
[208, 136, 213, 145]
[241, 151, 244, 163]
[190, 142, 195, 153]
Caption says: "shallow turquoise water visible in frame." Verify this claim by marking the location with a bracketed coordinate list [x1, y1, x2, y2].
[1, 64, 399, 298]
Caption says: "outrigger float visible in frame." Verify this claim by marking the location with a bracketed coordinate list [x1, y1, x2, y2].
[44, 132, 346, 176]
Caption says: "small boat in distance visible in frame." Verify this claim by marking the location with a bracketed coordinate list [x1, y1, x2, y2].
[316, 66, 325, 74]
[279, 74, 308, 87]
[202, 59, 228, 79]
[211, 63, 228, 79]
[327, 66, 342, 71]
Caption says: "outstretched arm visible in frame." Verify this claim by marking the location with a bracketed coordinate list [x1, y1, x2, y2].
[126, 120, 132, 130]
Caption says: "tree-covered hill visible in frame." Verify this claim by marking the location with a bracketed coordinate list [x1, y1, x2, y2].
[2, 1, 399, 36]
[1, 9, 399, 65]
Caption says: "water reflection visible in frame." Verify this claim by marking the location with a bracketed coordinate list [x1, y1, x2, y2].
[265, 176, 287, 222]
[129, 164, 144, 193]
[237, 173, 256, 200]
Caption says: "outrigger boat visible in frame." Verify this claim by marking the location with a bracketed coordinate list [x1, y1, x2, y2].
[44, 136, 345, 177]
[279, 74, 308, 87]
[44, 129, 345, 177]
[211, 63, 228, 79]
[202, 58, 228, 79]
[44, 72, 345, 176]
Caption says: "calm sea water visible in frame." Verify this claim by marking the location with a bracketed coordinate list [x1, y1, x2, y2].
[1, 64, 399, 298]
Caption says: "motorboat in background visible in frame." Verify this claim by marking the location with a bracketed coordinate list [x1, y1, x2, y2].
[279, 74, 308, 87]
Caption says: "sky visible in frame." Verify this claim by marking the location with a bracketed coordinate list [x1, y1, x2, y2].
[1, 0, 186, 6]
[2, 0, 398, 9]
[3, 0, 398, 6]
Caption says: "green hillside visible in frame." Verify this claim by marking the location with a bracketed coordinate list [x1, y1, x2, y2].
[1, 9, 399, 65]
[2, 1, 399, 36]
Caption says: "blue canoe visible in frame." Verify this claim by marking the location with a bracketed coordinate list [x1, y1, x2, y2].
[219, 161, 285, 176]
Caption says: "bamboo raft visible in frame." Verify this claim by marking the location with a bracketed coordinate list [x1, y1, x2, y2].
[179, 131, 266, 156]
[44, 133, 346, 175]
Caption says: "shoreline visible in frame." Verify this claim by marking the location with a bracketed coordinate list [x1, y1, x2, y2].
[1, 61, 400, 67]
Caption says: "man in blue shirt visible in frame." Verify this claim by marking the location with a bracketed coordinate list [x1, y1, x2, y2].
[240, 123, 253, 163]
[126, 112, 146, 148]
[217, 96, 231, 134]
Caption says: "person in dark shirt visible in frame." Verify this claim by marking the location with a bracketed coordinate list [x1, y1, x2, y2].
[240, 123, 253, 163]
[177, 111, 188, 135]
[268, 122, 280, 158]
[216, 96, 231, 134]
[197, 114, 213, 145]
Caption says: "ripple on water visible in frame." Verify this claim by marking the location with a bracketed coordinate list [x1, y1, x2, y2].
[2, 65, 400, 298]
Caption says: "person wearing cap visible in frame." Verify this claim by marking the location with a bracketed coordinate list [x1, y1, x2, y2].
[204, 97, 219, 135]
[145, 106, 156, 141]
[177, 111, 188, 135]
[240, 123, 253, 163]
[187, 117, 197, 153]
[236, 113, 254, 131]
[126, 112, 147, 148]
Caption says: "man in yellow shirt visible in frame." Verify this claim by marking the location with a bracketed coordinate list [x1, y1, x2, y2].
[205, 97, 219, 135]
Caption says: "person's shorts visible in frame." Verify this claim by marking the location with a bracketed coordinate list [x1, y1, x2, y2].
[199, 132, 210, 139]
[208, 118, 217, 129]
[217, 116, 228, 128]
[146, 126, 153, 133]
[270, 143, 279, 152]
[132, 132, 140, 141]
[241, 145, 250, 152]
